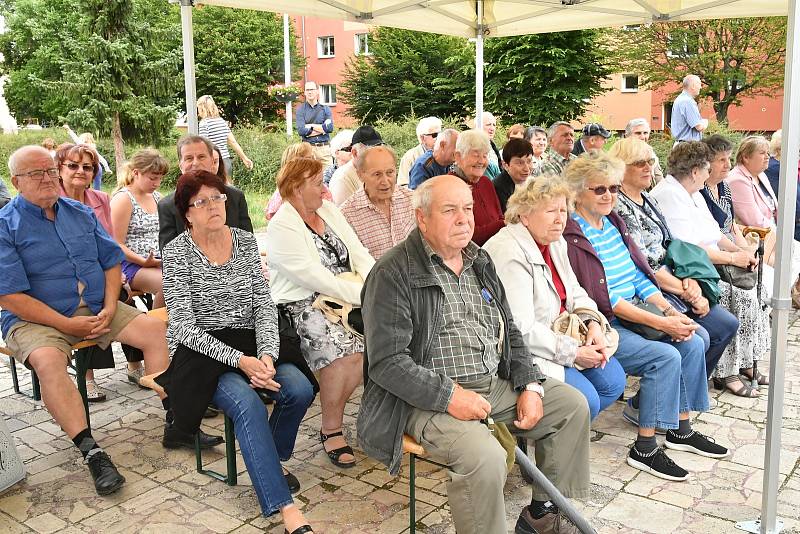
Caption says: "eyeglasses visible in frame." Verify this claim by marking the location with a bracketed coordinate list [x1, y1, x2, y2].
[631, 158, 656, 168]
[15, 168, 60, 181]
[586, 184, 620, 195]
[190, 193, 227, 209]
[63, 162, 95, 173]
[424, 132, 439, 138]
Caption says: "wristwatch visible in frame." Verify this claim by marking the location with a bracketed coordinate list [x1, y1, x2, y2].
[524, 382, 545, 399]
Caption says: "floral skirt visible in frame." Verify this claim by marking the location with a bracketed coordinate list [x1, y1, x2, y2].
[283, 295, 364, 372]
[714, 281, 771, 377]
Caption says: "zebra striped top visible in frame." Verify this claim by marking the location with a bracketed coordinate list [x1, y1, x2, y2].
[572, 213, 659, 308]
[162, 226, 279, 367]
[199, 117, 232, 159]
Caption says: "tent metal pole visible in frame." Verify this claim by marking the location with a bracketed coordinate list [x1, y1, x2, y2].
[283, 14, 293, 138]
[737, 2, 800, 533]
[761, 0, 800, 528]
[180, 0, 198, 135]
[475, 0, 484, 129]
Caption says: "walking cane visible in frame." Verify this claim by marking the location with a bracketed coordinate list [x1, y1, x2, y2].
[743, 226, 771, 391]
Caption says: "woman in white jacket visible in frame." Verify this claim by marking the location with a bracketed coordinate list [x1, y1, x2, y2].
[266, 157, 375, 469]
[483, 177, 626, 420]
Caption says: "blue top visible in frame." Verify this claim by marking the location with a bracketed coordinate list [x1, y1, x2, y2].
[0, 195, 124, 336]
[295, 101, 334, 144]
[409, 150, 452, 190]
[0, 179, 10, 208]
[573, 213, 659, 308]
[765, 156, 800, 241]
[670, 90, 703, 141]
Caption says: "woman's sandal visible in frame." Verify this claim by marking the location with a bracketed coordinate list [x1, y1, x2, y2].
[739, 367, 769, 386]
[285, 526, 314, 534]
[85, 379, 107, 403]
[319, 429, 356, 468]
[714, 375, 759, 398]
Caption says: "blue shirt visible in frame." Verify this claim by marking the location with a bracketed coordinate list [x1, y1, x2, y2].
[295, 101, 334, 144]
[573, 213, 659, 308]
[0, 195, 124, 336]
[408, 150, 452, 190]
[670, 90, 703, 141]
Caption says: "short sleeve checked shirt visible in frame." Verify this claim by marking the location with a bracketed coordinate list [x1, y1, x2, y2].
[340, 187, 415, 259]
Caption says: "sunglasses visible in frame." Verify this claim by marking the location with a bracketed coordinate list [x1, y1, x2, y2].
[631, 158, 656, 169]
[586, 184, 620, 196]
[64, 162, 95, 173]
[424, 132, 439, 138]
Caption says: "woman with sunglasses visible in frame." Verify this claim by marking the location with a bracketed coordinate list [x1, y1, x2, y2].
[56, 143, 118, 401]
[651, 141, 769, 398]
[609, 138, 739, 394]
[110, 149, 168, 311]
[563, 151, 727, 482]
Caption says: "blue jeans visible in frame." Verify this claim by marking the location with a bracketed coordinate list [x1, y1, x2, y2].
[688, 304, 739, 379]
[610, 319, 709, 430]
[563, 357, 626, 420]
[212, 364, 314, 516]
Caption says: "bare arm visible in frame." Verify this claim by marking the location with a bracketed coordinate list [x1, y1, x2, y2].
[226, 132, 253, 170]
[0, 293, 102, 339]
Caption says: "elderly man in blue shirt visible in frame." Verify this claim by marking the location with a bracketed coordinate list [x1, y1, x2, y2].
[670, 75, 709, 142]
[0, 146, 171, 496]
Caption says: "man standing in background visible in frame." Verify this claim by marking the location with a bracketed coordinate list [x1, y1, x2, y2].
[296, 81, 334, 168]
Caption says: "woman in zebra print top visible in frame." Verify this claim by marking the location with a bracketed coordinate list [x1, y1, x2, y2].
[159, 170, 316, 534]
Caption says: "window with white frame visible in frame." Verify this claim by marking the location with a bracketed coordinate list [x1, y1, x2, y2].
[320, 84, 337, 105]
[621, 74, 639, 93]
[317, 36, 335, 58]
[354, 33, 370, 55]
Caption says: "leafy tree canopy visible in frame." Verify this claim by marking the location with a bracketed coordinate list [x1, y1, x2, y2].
[608, 18, 786, 123]
[192, 7, 304, 126]
[341, 27, 611, 126]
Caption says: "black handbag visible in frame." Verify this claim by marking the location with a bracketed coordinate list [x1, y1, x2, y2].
[715, 264, 757, 290]
[616, 301, 669, 341]
[276, 305, 319, 394]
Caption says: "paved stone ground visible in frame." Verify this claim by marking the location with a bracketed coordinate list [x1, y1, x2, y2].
[2, 311, 800, 534]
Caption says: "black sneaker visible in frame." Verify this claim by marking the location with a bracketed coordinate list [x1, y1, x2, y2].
[627, 445, 689, 481]
[665, 430, 729, 458]
[86, 451, 126, 496]
[162, 422, 224, 450]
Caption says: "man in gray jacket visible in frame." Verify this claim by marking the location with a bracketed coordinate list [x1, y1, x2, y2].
[358, 174, 590, 534]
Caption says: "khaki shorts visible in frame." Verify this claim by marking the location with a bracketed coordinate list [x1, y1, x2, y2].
[5, 302, 142, 366]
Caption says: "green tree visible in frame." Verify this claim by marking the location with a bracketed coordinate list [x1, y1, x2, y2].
[341, 27, 611, 126]
[192, 7, 304, 126]
[609, 18, 786, 123]
[340, 27, 468, 121]
[0, 0, 182, 169]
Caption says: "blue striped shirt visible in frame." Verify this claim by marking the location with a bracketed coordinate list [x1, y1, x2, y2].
[573, 214, 659, 308]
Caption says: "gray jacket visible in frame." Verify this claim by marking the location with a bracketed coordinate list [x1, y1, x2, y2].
[357, 228, 545, 474]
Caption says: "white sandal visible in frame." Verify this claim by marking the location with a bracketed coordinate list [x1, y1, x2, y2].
[85, 379, 107, 403]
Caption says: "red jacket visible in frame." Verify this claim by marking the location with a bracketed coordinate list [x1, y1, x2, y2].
[451, 173, 504, 246]
[563, 211, 658, 320]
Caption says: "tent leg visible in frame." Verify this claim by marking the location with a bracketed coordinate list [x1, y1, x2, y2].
[475, 0, 484, 129]
[742, 1, 800, 533]
[180, 0, 198, 135]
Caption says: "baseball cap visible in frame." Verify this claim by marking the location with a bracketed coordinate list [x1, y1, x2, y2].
[351, 125, 384, 147]
[583, 123, 611, 138]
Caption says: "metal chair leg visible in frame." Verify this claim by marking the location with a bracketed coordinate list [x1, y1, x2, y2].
[409, 453, 416, 534]
[196, 414, 237, 485]
[9, 356, 20, 395]
[73, 348, 91, 431]
[31, 371, 41, 401]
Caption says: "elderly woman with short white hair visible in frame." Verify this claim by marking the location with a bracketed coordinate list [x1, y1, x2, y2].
[450, 129, 505, 245]
[484, 177, 626, 420]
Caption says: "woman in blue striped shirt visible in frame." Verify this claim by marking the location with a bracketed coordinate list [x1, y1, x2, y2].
[562, 151, 729, 482]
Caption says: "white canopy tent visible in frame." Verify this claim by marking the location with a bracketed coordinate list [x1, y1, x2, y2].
[175, 1, 798, 532]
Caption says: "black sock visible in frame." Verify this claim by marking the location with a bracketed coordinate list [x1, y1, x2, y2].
[635, 433, 657, 453]
[677, 418, 692, 435]
[72, 428, 101, 459]
[529, 499, 556, 519]
[165, 409, 174, 425]
[630, 392, 640, 409]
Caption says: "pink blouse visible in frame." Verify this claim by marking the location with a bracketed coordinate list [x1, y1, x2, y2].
[60, 185, 114, 235]
[725, 164, 778, 228]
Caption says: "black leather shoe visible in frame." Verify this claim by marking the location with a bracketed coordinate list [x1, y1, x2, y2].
[86, 451, 125, 496]
[162, 422, 223, 450]
[283, 466, 300, 493]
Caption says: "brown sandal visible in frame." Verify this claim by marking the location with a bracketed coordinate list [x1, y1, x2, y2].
[715, 375, 759, 398]
[739, 367, 769, 386]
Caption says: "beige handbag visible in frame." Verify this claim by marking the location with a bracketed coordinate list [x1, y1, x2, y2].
[312, 272, 365, 341]
[551, 307, 619, 370]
